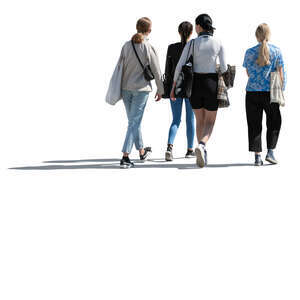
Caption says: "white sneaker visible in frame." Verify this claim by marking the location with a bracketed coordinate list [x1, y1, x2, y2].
[195, 145, 205, 168]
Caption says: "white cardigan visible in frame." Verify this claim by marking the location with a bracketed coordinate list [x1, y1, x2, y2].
[174, 35, 227, 82]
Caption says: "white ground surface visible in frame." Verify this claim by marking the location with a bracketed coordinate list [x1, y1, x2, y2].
[1, 1, 299, 299]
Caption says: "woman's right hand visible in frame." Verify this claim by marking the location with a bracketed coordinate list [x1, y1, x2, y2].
[170, 87, 176, 101]
[155, 92, 162, 102]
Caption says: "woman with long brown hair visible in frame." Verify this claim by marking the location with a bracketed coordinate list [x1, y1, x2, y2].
[118, 17, 164, 168]
[243, 23, 286, 166]
[164, 21, 195, 161]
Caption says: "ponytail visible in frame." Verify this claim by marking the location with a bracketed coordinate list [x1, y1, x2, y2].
[178, 21, 193, 45]
[132, 33, 144, 43]
[255, 23, 271, 66]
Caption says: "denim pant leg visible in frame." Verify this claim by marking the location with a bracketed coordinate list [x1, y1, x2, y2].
[167, 98, 183, 145]
[122, 90, 149, 154]
[134, 125, 143, 151]
[184, 98, 195, 149]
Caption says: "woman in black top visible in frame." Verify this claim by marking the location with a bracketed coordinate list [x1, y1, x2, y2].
[164, 22, 195, 161]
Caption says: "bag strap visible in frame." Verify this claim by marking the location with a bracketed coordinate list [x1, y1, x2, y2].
[131, 40, 145, 70]
[185, 39, 194, 63]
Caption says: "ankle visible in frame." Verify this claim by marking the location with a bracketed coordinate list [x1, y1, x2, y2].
[167, 144, 173, 151]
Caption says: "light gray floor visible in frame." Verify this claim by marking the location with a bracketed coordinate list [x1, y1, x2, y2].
[1, 154, 299, 300]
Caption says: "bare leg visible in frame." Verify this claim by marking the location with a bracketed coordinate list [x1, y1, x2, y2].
[193, 108, 205, 144]
[200, 109, 217, 144]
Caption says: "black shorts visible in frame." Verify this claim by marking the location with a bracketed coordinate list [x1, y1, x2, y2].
[190, 73, 218, 111]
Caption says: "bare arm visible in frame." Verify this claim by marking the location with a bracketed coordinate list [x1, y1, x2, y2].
[278, 66, 284, 85]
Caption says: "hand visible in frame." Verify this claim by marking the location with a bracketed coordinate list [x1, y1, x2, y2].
[155, 92, 162, 102]
[170, 88, 176, 101]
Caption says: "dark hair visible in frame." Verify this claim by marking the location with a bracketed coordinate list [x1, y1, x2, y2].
[132, 17, 152, 43]
[178, 21, 193, 45]
[195, 14, 215, 34]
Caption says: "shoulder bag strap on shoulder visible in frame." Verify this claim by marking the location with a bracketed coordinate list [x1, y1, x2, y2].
[185, 40, 194, 63]
[131, 40, 145, 70]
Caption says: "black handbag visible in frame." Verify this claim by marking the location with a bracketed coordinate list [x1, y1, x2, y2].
[175, 40, 194, 98]
[162, 73, 172, 98]
[131, 41, 155, 81]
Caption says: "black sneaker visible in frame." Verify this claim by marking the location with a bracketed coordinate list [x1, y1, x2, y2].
[185, 149, 195, 158]
[165, 145, 173, 161]
[140, 147, 152, 161]
[120, 156, 134, 169]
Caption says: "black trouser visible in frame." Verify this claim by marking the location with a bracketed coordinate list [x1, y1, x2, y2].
[246, 91, 281, 152]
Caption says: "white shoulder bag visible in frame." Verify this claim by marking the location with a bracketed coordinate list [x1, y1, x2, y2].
[270, 63, 285, 107]
[105, 53, 124, 105]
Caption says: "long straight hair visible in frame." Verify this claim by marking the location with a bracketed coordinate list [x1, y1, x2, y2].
[178, 21, 193, 45]
[255, 23, 271, 66]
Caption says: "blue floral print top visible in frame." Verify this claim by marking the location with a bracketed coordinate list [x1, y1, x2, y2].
[243, 43, 286, 91]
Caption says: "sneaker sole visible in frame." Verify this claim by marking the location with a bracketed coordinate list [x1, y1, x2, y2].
[140, 153, 151, 162]
[265, 157, 277, 164]
[165, 151, 173, 161]
[195, 148, 205, 168]
[120, 164, 133, 169]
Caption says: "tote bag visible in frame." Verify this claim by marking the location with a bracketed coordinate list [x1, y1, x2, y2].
[270, 69, 285, 107]
[105, 54, 124, 105]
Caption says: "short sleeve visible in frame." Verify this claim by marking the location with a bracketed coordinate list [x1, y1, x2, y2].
[276, 49, 286, 90]
[243, 50, 249, 68]
[276, 49, 284, 68]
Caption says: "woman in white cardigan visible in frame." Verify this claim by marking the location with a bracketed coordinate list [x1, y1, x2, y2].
[171, 14, 227, 168]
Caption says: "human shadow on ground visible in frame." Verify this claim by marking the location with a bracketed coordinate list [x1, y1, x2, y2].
[42, 157, 186, 164]
[9, 158, 273, 171]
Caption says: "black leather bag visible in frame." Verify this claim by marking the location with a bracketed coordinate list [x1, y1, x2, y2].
[131, 41, 155, 81]
[175, 40, 194, 98]
[162, 73, 172, 98]
[162, 54, 173, 98]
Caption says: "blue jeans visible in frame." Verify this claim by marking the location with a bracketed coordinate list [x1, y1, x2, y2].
[168, 98, 195, 149]
[122, 90, 149, 154]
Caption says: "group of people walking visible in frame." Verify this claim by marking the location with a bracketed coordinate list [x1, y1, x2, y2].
[108, 14, 286, 169]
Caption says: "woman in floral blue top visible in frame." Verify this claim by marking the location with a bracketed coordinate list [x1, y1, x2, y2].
[243, 23, 285, 166]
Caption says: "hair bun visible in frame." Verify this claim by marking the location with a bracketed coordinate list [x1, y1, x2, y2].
[132, 33, 144, 44]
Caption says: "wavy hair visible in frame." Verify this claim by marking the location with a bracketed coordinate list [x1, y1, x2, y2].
[255, 23, 271, 66]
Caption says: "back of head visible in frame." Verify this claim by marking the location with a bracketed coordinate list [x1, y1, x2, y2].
[195, 14, 215, 34]
[255, 23, 271, 66]
[178, 21, 193, 45]
[132, 17, 152, 44]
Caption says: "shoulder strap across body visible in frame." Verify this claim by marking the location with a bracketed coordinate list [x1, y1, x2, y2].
[131, 40, 154, 81]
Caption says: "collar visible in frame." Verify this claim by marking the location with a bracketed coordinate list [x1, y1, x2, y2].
[198, 31, 213, 37]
